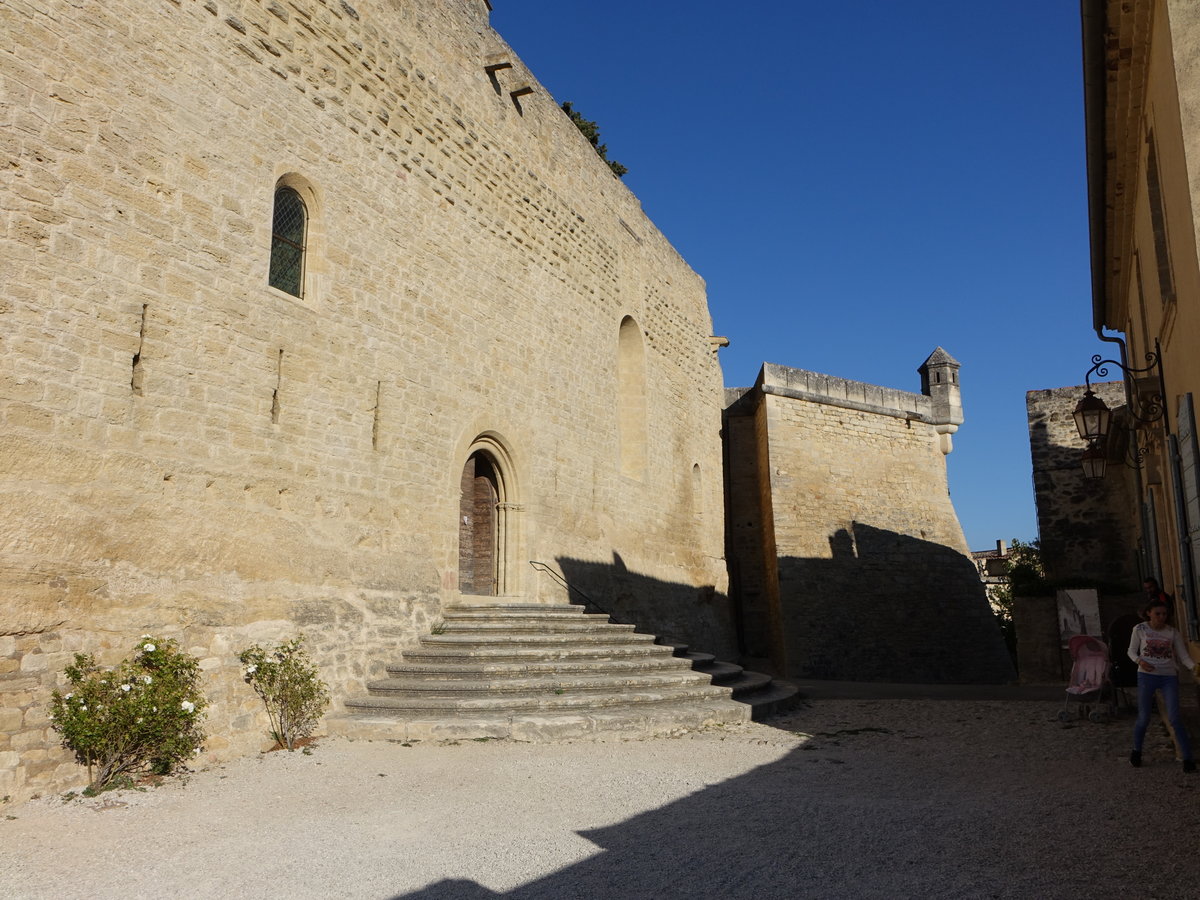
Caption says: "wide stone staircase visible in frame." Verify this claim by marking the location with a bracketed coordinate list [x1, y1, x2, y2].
[329, 603, 797, 742]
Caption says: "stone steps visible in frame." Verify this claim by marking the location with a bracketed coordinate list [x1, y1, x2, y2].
[330, 603, 798, 740]
[441, 608, 611, 624]
[365, 670, 716, 696]
[347, 683, 732, 713]
[385, 656, 696, 678]
[420, 630, 655, 645]
[402, 643, 676, 661]
[432, 620, 638, 634]
[330, 701, 748, 743]
[680, 651, 798, 720]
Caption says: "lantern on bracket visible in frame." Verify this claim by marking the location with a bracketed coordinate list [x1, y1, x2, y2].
[1080, 440, 1107, 480]
[1073, 389, 1112, 442]
[1073, 346, 1165, 478]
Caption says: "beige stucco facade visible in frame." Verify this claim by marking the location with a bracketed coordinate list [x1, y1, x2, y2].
[0, 0, 729, 801]
[1082, 0, 1200, 653]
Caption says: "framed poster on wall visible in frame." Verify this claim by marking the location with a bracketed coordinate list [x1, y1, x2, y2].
[1057, 588, 1100, 645]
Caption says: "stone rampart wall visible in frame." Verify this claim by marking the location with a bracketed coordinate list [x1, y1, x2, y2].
[726, 365, 1013, 683]
[0, 0, 729, 801]
[760, 363, 934, 421]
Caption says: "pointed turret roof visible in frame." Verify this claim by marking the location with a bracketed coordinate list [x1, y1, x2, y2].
[919, 346, 960, 370]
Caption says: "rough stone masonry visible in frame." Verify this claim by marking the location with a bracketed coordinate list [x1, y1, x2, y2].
[0, 0, 730, 802]
[0, 0, 1009, 804]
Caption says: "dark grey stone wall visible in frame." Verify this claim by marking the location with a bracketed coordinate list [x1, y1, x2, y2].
[1026, 383, 1141, 589]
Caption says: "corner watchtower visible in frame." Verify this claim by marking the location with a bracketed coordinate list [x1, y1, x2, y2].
[918, 347, 963, 455]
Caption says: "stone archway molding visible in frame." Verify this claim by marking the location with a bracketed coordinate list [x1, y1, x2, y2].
[457, 431, 524, 599]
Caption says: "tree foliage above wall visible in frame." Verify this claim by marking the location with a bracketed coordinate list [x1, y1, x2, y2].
[561, 101, 628, 177]
[1005, 538, 1049, 597]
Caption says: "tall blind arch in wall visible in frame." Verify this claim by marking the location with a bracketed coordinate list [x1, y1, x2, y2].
[617, 316, 647, 479]
[269, 187, 307, 297]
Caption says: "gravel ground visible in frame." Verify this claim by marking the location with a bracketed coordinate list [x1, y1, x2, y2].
[3, 699, 1200, 899]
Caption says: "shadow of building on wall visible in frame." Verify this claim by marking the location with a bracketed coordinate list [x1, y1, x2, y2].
[774, 522, 1013, 683]
[723, 356, 1015, 685]
[555, 553, 737, 661]
[554, 537, 1011, 685]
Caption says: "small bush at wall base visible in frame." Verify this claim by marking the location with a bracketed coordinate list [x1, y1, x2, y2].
[49, 636, 207, 793]
[238, 636, 330, 751]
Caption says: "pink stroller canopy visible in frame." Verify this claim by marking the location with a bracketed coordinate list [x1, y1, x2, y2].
[1066, 635, 1110, 695]
[1068, 635, 1108, 660]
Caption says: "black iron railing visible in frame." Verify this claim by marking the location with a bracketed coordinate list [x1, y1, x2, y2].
[528, 560, 626, 625]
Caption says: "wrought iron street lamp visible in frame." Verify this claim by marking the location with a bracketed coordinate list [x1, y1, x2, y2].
[1073, 389, 1112, 442]
[1080, 440, 1107, 480]
[1074, 347, 1164, 478]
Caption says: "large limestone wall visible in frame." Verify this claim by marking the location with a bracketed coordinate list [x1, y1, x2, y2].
[726, 364, 1013, 683]
[0, 0, 729, 801]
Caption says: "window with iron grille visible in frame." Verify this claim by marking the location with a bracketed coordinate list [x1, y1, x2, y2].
[269, 187, 307, 297]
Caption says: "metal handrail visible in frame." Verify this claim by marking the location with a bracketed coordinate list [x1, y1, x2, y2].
[528, 560, 625, 625]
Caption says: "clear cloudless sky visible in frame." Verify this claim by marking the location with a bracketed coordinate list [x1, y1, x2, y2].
[488, 1, 1110, 549]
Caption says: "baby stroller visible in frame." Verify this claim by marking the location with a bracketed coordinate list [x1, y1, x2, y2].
[1058, 635, 1119, 723]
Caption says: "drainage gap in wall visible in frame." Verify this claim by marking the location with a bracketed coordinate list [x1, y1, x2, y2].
[372, 380, 383, 450]
[271, 349, 283, 424]
[131, 304, 148, 395]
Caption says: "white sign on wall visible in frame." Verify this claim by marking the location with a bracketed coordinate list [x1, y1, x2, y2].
[1057, 588, 1101, 645]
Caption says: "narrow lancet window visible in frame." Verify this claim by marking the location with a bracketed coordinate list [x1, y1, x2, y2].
[269, 187, 307, 297]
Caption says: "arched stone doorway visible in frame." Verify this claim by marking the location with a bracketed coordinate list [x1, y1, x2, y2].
[456, 435, 521, 597]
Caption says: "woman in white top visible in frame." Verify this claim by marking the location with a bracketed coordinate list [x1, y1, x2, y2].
[1127, 597, 1196, 771]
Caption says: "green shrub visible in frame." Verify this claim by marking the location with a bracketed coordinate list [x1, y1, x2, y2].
[561, 101, 628, 177]
[238, 636, 330, 751]
[49, 636, 207, 793]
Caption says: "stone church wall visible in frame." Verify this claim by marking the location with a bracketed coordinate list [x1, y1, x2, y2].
[0, 0, 729, 801]
[725, 363, 1014, 683]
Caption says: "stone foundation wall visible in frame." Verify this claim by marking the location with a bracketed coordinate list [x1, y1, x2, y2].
[1, 0, 729, 802]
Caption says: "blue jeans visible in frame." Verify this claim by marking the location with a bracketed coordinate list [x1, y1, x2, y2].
[1134, 672, 1194, 760]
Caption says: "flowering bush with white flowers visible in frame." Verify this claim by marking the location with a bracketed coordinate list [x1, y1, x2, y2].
[49, 636, 207, 793]
[238, 636, 329, 751]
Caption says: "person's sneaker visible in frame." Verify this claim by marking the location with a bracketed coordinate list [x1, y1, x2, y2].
[1184, 759, 1196, 774]
[1130, 750, 1142, 767]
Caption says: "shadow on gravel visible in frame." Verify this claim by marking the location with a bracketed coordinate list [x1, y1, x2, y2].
[390, 730, 1171, 900]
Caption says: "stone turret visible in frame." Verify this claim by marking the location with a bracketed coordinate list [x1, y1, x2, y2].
[918, 347, 963, 455]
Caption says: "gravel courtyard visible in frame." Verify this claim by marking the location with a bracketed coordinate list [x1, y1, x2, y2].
[3, 698, 1200, 900]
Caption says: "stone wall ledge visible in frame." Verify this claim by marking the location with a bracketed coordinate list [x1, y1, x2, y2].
[761, 363, 933, 421]
[761, 382, 933, 424]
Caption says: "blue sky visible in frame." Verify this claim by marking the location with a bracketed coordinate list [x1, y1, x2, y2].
[490, 1, 1108, 549]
